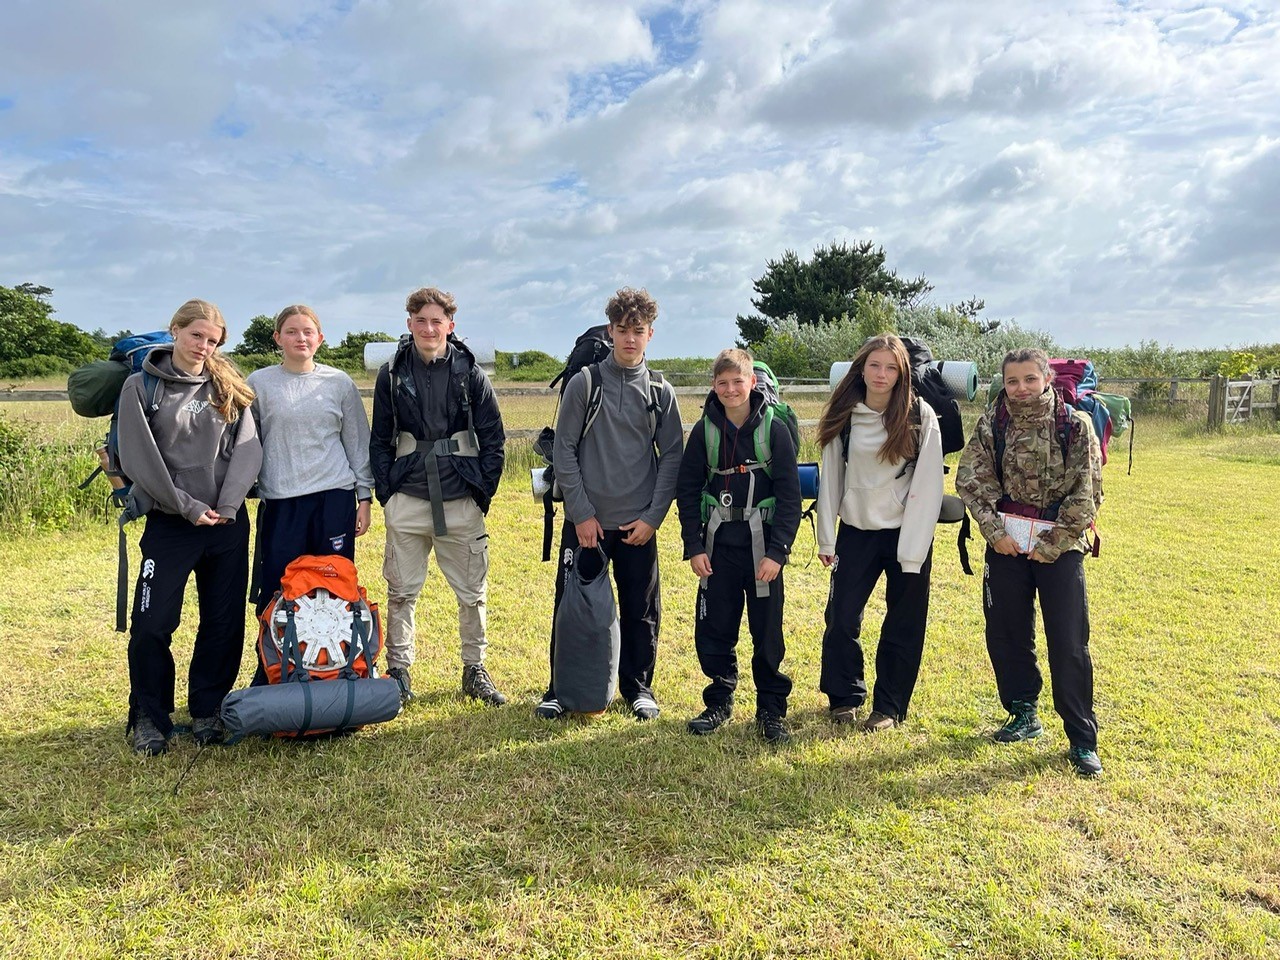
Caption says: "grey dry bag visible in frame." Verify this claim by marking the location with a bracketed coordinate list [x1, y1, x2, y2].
[552, 547, 621, 714]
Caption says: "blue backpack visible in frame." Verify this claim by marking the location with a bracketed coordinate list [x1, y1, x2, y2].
[67, 331, 173, 630]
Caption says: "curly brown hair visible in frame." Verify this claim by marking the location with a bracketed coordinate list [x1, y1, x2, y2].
[405, 287, 458, 318]
[605, 287, 658, 328]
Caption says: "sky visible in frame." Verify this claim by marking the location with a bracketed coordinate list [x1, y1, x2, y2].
[1, 0, 1277, 358]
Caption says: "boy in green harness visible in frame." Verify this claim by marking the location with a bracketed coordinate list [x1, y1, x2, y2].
[674, 349, 802, 743]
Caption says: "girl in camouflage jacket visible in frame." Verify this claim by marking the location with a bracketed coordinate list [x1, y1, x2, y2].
[956, 347, 1104, 777]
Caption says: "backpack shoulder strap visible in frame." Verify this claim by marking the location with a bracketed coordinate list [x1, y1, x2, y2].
[578, 363, 604, 443]
[839, 418, 851, 463]
[141, 371, 162, 415]
[992, 395, 1011, 490]
[754, 405, 775, 477]
[647, 370, 665, 443]
[702, 416, 721, 481]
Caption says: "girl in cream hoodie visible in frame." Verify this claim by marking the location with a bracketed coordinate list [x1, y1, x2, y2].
[815, 335, 943, 731]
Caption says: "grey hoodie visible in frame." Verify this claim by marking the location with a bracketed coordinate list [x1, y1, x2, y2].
[117, 345, 263, 524]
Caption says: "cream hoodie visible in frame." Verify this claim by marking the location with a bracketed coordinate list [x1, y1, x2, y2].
[816, 401, 944, 573]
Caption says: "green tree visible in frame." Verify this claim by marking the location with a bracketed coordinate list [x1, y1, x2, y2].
[736, 241, 932, 346]
[327, 329, 397, 363]
[233, 315, 278, 356]
[0, 283, 101, 371]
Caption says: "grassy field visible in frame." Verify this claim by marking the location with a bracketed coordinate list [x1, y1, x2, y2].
[0, 409, 1278, 958]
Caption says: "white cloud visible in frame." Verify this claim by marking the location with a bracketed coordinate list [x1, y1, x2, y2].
[0, 0, 1278, 355]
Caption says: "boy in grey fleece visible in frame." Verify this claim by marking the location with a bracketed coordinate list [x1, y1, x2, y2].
[536, 287, 684, 721]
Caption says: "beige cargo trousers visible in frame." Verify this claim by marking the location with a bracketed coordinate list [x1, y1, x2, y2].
[382, 491, 489, 670]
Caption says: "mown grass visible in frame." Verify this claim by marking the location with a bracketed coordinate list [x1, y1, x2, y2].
[1, 409, 1279, 957]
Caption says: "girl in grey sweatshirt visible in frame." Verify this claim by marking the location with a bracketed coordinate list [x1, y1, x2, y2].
[116, 300, 261, 756]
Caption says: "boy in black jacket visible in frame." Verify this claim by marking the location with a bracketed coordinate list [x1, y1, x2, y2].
[675, 349, 801, 743]
[370, 286, 507, 707]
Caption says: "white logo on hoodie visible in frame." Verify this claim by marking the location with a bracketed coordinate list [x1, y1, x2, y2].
[182, 399, 210, 415]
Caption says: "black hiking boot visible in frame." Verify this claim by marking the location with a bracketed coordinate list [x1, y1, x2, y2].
[687, 703, 732, 736]
[993, 700, 1043, 743]
[1068, 746, 1103, 778]
[191, 714, 225, 746]
[387, 666, 414, 704]
[463, 664, 507, 706]
[756, 713, 792, 745]
[132, 714, 168, 757]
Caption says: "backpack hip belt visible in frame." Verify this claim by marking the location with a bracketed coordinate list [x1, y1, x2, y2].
[394, 427, 480, 536]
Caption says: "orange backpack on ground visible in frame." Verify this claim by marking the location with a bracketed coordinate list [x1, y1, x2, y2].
[219, 554, 399, 742]
[258, 554, 381, 686]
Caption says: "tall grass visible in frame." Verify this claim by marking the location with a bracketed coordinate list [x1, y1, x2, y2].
[0, 413, 112, 530]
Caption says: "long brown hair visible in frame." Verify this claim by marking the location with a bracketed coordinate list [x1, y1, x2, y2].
[816, 334, 917, 464]
[169, 300, 255, 422]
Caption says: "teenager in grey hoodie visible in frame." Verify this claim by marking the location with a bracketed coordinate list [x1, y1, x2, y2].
[117, 300, 262, 756]
[536, 287, 684, 721]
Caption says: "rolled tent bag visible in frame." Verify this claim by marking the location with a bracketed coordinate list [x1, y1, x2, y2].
[553, 547, 621, 715]
[221, 676, 401, 743]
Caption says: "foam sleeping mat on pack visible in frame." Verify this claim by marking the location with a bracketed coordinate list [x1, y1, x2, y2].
[221, 676, 401, 740]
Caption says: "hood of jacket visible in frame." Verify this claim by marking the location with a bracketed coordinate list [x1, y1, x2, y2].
[141, 344, 214, 385]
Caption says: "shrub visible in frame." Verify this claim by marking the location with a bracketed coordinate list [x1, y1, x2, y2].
[750, 303, 1060, 380]
[1218, 351, 1258, 379]
[494, 350, 562, 383]
[0, 354, 75, 379]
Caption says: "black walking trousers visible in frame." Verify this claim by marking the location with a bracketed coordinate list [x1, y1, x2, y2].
[546, 523, 660, 705]
[128, 508, 250, 736]
[819, 523, 932, 720]
[694, 541, 791, 717]
[983, 547, 1097, 750]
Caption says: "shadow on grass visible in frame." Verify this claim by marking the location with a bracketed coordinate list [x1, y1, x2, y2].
[0, 691, 1069, 908]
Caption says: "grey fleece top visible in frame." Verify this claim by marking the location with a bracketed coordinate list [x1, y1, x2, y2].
[117, 346, 263, 524]
[247, 363, 374, 501]
[553, 352, 684, 530]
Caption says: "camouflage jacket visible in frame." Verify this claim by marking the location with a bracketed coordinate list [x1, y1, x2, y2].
[955, 388, 1103, 561]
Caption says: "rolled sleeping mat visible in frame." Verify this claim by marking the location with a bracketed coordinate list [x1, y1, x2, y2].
[933, 361, 979, 402]
[531, 466, 551, 499]
[220, 676, 402, 742]
[829, 361, 853, 391]
[797, 462, 819, 500]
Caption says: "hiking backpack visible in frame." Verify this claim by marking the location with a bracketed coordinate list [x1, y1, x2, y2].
[899, 337, 966, 456]
[695, 361, 801, 597]
[534, 325, 666, 561]
[221, 554, 400, 741]
[67, 330, 173, 631]
[984, 357, 1131, 473]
